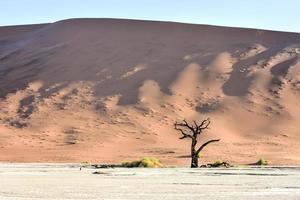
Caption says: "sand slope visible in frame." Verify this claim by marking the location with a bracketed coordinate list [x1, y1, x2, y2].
[0, 19, 300, 165]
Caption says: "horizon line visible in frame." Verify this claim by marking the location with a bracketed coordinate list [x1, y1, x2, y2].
[1, 17, 300, 34]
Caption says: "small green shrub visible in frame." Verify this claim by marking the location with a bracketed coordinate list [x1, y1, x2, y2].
[121, 157, 163, 168]
[256, 158, 268, 166]
[211, 160, 223, 167]
[140, 157, 163, 168]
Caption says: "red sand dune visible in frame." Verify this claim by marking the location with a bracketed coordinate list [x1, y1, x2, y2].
[0, 19, 300, 165]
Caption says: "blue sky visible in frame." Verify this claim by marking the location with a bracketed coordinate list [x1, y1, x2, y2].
[0, 0, 299, 32]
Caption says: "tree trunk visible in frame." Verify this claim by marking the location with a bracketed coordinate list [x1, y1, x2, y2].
[190, 138, 198, 168]
[191, 154, 199, 168]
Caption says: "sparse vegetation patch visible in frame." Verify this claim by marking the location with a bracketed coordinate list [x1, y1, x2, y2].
[254, 158, 268, 166]
[121, 157, 163, 168]
[201, 160, 232, 168]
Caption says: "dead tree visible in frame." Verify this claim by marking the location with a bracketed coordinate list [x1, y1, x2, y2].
[174, 118, 220, 168]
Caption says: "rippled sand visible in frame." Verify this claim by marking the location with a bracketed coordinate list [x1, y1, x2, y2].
[0, 164, 300, 200]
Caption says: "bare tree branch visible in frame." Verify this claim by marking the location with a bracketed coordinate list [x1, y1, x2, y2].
[179, 135, 190, 139]
[194, 118, 210, 135]
[199, 118, 210, 129]
[193, 120, 199, 134]
[196, 139, 220, 155]
[181, 119, 196, 134]
[201, 120, 211, 130]
[174, 122, 193, 139]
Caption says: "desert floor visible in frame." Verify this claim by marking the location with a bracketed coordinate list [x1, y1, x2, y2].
[0, 164, 300, 200]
